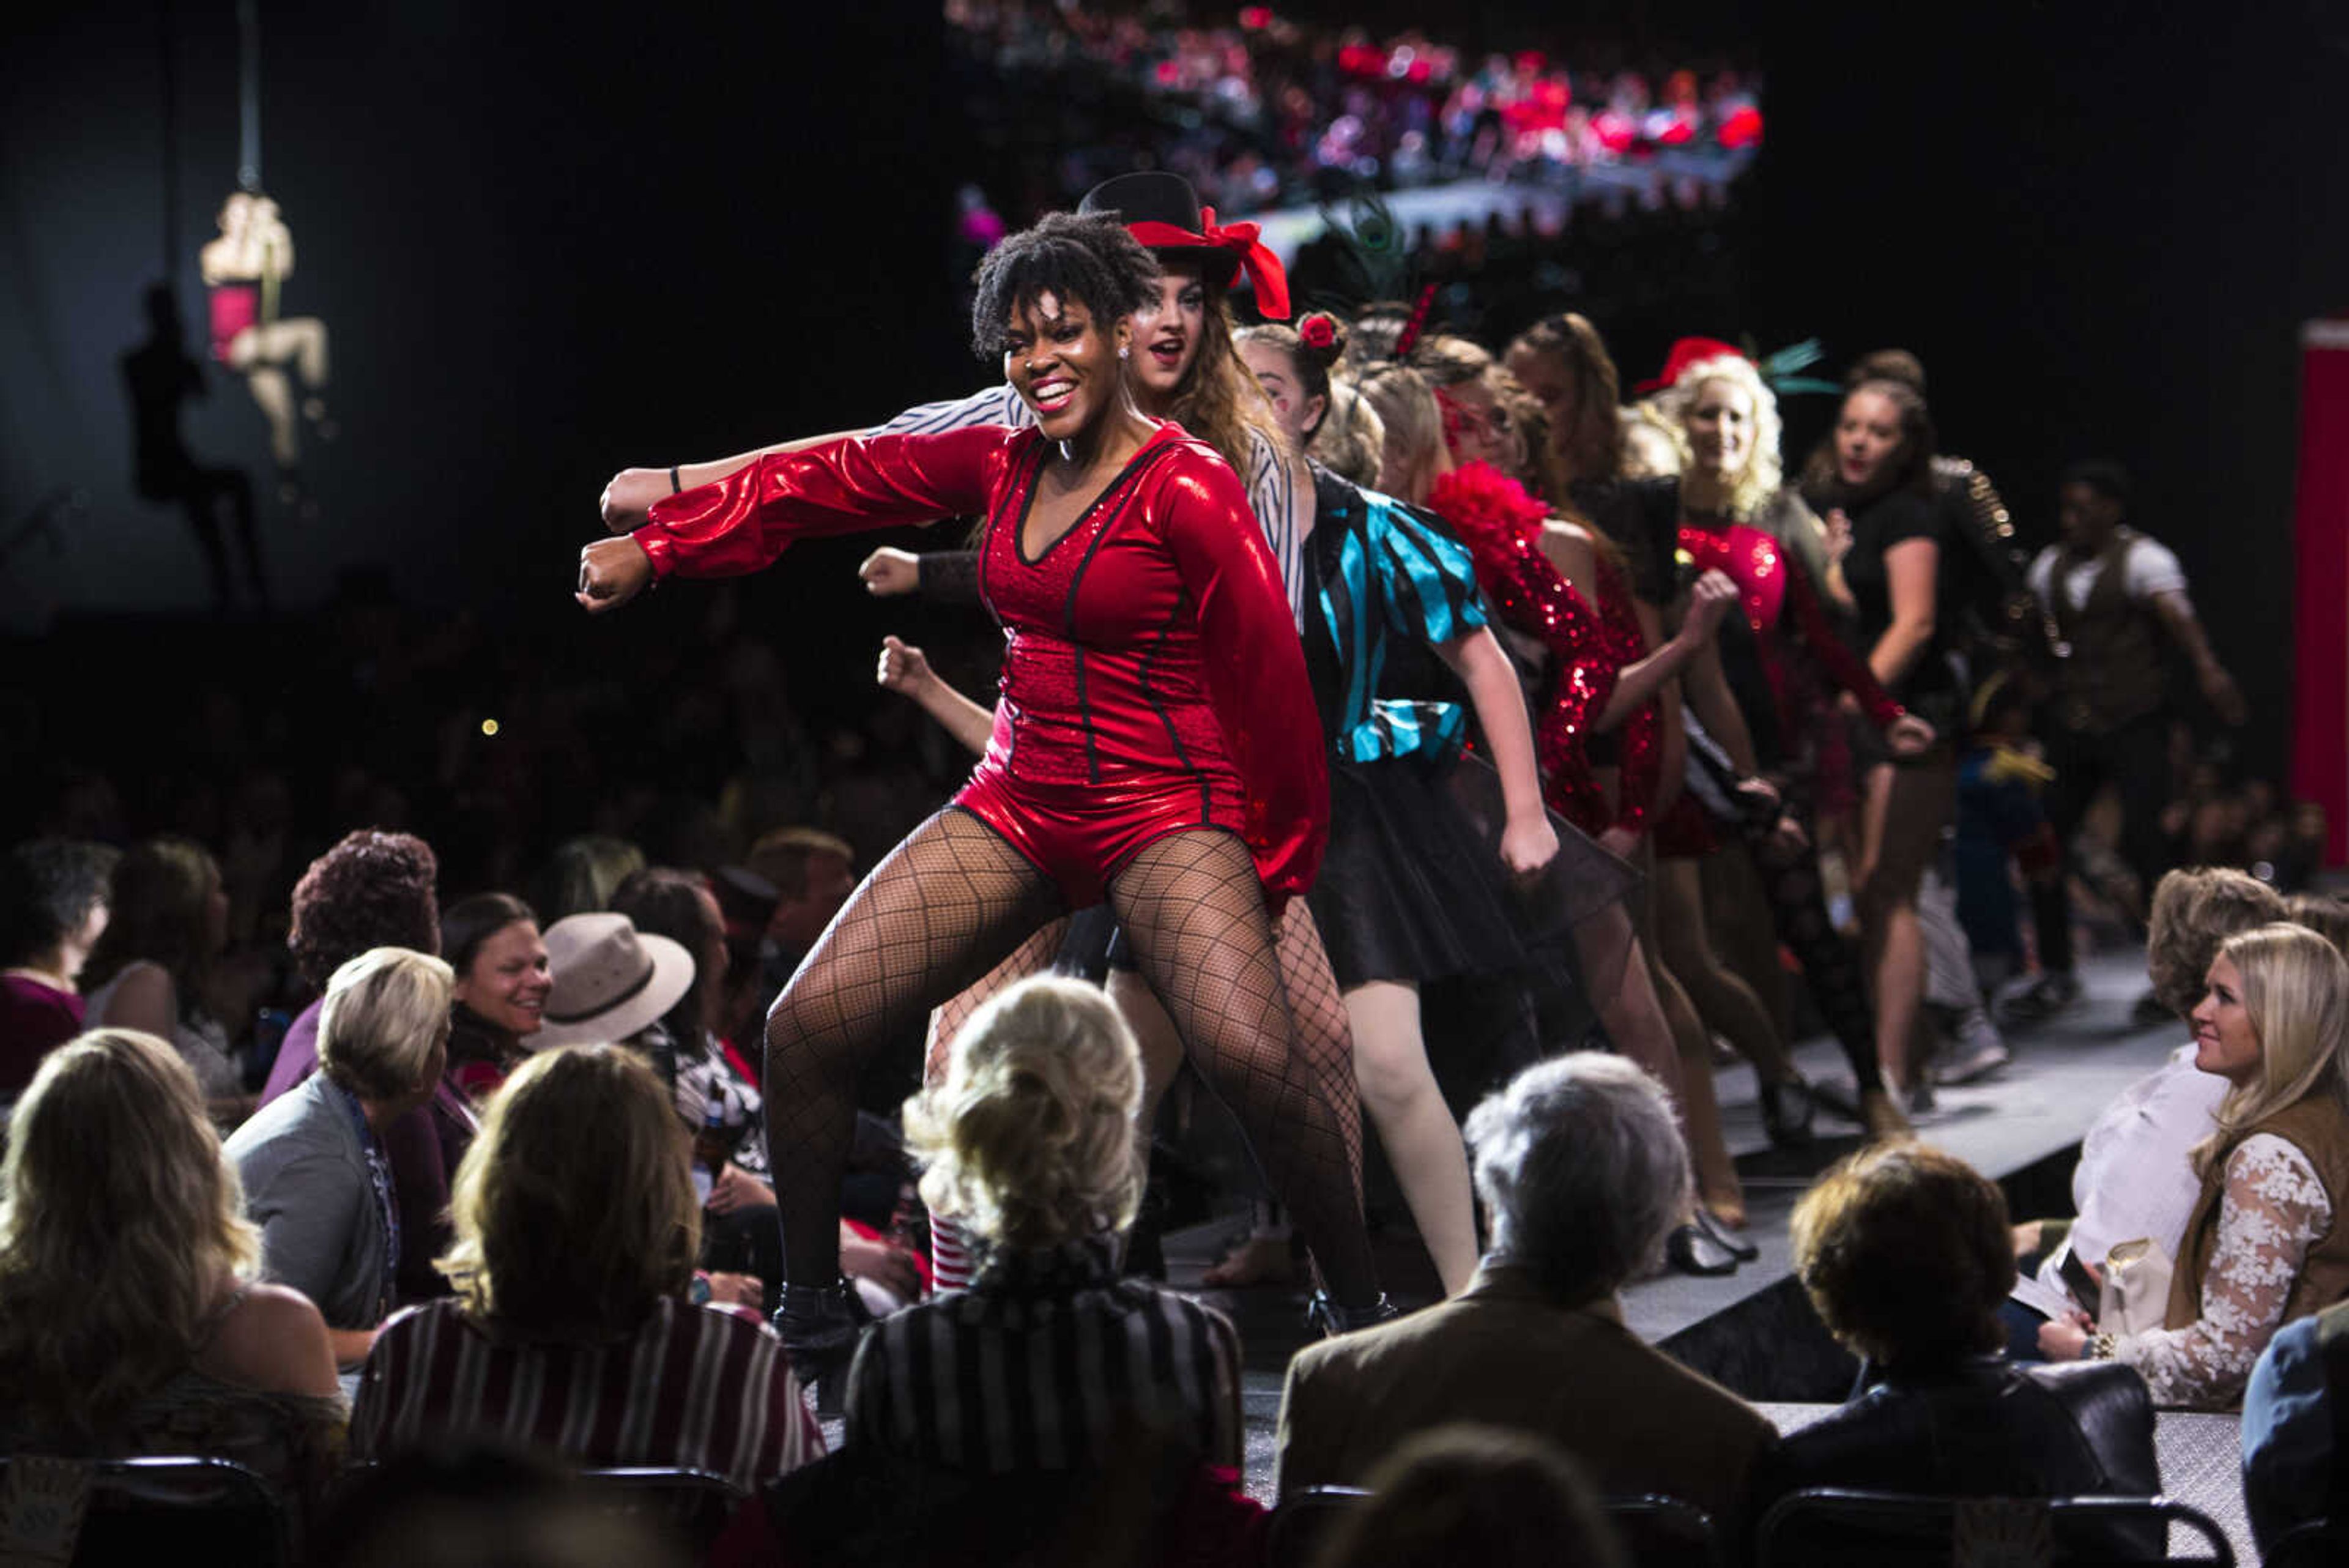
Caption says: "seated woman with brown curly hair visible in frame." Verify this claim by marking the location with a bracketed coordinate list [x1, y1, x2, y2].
[348, 1045, 820, 1490]
[1757, 1143, 2160, 1558]
[0, 1029, 344, 1518]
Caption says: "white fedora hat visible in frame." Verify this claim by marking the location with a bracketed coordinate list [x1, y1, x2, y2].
[533, 912, 696, 1049]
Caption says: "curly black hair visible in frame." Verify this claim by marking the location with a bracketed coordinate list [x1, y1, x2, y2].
[287, 830, 442, 989]
[967, 211, 1161, 360]
[0, 839, 119, 968]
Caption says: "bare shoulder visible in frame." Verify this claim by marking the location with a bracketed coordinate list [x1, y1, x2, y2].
[206, 1282, 341, 1399]
[96, 961, 174, 1028]
[1538, 520, 1600, 587]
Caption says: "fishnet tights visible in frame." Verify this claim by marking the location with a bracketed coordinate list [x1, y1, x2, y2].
[1110, 831, 1378, 1305]
[762, 808, 1063, 1287]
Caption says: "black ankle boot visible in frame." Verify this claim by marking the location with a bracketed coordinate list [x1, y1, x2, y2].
[1305, 1291, 1401, 1337]
[773, 1279, 870, 1414]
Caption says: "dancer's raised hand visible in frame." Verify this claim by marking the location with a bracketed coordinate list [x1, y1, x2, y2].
[877, 634, 936, 696]
[576, 536, 654, 613]
[599, 467, 671, 533]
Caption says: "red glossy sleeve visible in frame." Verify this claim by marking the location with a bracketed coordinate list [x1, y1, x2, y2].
[633, 425, 1014, 581]
[1784, 554, 1904, 729]
[1156, 453, 1329, 902]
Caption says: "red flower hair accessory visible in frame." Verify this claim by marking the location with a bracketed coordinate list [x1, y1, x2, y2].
[1298, 312, 1338, 351]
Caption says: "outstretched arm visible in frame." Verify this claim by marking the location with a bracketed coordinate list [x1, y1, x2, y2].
[1437, 628, 1559, 874]
[577, 425, 1009, 613]
[603, 431, 867, 533]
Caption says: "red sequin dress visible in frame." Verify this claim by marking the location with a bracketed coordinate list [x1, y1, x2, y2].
[1677, 518, 1902, 760]
[633, 422, 1326, 908]
[1428, 461, 1661, 839]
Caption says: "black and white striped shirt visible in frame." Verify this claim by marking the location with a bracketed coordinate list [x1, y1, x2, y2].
[877, 385, 1304, 627]
[844, 1234, 1241, 1474]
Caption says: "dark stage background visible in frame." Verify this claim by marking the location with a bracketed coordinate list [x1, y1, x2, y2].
[2, 1, 2342, 786]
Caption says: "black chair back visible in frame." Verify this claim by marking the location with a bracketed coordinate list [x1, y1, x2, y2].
[0, 1454, 289, 1567]
[580, 1465, 749, 1555]
[1264, 1485, 1370, 1568]
[1754, 1487, 2232, 1567]
[1602, 1492, 1719, 1568]
[2260, 1517, 2348, 1567]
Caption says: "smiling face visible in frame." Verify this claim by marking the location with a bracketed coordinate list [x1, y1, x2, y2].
[455, 919, 552, 1039]
[1130, 265, 1208, 404]
[1835, 387, 1906, 490]
[1238, 338, 1323, 444]
[1685, 376, 1756, 479]
[1002, 291, 1129, 443]
[2191, 954, 2263, 1085]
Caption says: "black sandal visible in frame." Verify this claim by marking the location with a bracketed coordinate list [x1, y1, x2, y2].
[1666, 1223, 1739, 1277]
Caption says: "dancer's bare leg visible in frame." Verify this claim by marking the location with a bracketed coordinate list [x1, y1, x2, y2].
[242, 364, 299, 468]
[1657, 855, 1796, 1087]
[1347, 979, 1477, 1295]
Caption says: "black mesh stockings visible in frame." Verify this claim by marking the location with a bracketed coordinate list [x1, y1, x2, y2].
[1737, 811, 1885, 1093]
[763, 808, 1064, 1287]
[1108, 831, 1379, 1306]
[1272, 903, 1365, 1199]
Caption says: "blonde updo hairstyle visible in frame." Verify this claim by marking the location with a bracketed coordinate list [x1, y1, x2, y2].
[1313, 381, 1388, 488]
[1652, 353, 1784, 519]
[1346, 360, 1447, 504]
[904, 975, 1145, 1249]
[2193, 923, 2349, 1176]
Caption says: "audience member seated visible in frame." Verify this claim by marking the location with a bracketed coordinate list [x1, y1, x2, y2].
[259, 829, 442, 1103]
[1275, 1052, 1773, 1530]
[534, 833, 647, 923]
[1757, 1142, 2161, 1557]
[439, 892, 551, 1098]
[2039, 923, 2349, 1406]
[2287, 891, 2349, 957]
[81, 836, 247, 1121]
[1305, 1424, 1627, 1568]
[348, 1045, 821, 1490]
[2243, 1290, 2349, 1552]
[532, 911, 694, 1057]
[0, 1029, 343, 1520]
[2003, 867, 2286, 1354]
[225, 946, 452, 1368]
[253, 830, 457, 1303]
[0, 838, 116, 1101]
[848, 975, 1241, 1468]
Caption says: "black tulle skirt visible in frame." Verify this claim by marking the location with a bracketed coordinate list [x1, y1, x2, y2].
[1307, 751, 1642, 992]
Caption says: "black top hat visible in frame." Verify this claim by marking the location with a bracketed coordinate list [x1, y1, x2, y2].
[1078, 172, 1241, 291]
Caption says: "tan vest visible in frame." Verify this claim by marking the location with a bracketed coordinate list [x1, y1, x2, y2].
[2164, 1093, 2349, 1331]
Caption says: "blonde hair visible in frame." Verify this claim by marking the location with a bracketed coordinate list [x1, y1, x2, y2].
[440, 1046, 700, 1336]
[1652, 355, 1784, 519]
[1347, 360, 1445, 504]
[2194, 923, 2349, 1176]
[0, 1029, 261, 1433]
[1312, 380, 1387, 488]
[904, 976, 1143, 1249]
[319, 946, 455, 1102]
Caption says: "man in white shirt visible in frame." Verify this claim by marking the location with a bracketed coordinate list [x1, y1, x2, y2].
[2005, 461, 2245, 1022]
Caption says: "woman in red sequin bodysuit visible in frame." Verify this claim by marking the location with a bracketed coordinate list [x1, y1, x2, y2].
[576, 214, 1387, 1370]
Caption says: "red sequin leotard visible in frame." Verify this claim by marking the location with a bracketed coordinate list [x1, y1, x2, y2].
[1677, 518, 1903, 754]
[633, 421, 1327, 908]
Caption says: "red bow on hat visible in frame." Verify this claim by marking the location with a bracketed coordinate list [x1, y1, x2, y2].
[1124, 206, 1293, 321]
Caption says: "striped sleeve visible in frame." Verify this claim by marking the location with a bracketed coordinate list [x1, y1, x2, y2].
[1367, 499, 1488, 646]
[872, 383, 1034, 437]
[1244, 429, 1307, 628]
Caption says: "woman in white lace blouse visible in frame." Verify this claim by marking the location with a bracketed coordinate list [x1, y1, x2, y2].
[2040, 923, 2349, 1408]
